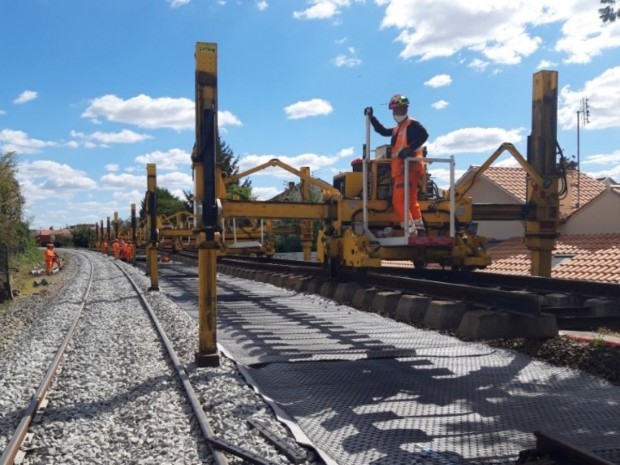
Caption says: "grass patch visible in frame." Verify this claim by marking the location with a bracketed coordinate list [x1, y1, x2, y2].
[1, 248, 70, 314]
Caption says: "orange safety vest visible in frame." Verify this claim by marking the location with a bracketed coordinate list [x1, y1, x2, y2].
[391, 118, 424, 179]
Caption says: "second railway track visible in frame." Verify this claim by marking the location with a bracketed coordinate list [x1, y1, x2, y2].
[0, 251, 315, 465]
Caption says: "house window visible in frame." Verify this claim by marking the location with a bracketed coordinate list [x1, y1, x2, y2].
[552, 254, 574, 268]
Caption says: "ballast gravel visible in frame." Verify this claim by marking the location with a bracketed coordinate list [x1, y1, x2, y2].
[0, 250, 319, 465]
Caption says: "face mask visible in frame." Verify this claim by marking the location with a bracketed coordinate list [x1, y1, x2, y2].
[393, 114, 407, 123]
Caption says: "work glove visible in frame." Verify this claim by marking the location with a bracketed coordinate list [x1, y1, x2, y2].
[398, 147, 414, 159]
[364, 106, 373, 117]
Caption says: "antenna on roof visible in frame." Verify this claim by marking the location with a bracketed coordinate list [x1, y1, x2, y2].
[576, 97, 590, 208]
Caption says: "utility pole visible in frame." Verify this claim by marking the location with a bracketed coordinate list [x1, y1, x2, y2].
[576, 97, 590, 208]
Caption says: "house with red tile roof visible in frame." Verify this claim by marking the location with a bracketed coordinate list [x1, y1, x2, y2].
[457, 166, 620, 240]
[455, 166, 620, 282]
[34, 228, 73, 246]
[482, 234, 620, 283]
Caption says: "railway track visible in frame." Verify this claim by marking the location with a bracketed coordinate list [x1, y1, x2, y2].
[168, 251, 620, 333]
[147, 251, 620, 465]
[0, 251, 307, 465]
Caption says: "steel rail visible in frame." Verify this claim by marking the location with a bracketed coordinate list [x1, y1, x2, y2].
[113, 261, 230, 465]
[115, 260, 281, 465]
[0, 252, 94, 465]
[219, 257, 542, 315]
[381, 267, 620, 300]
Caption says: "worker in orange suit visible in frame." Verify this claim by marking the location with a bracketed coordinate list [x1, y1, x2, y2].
[365, 94, 429, 236]
[123, 241, 133, 261]
[112, 239, 120, 260]
[44, 243, 63, 275]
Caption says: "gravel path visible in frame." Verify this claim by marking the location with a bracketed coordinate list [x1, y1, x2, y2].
[0, 250, 320, 465]
[3, 249, 616, 465]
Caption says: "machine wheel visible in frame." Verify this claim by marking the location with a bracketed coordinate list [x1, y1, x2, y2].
[413, 259, 426, 270]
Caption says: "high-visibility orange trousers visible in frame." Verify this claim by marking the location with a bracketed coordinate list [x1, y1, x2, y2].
[392, 171, 422, 222]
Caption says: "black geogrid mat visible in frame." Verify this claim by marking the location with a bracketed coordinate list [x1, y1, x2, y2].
[156, 265, 620, 465]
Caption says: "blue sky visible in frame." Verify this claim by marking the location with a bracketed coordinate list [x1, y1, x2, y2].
[1, 0, 619, 230]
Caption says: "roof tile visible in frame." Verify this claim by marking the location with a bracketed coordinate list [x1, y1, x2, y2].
[477, 167, 606, 218]
[482, 233, 620, 283]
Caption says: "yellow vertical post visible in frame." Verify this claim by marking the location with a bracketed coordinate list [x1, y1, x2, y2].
[525, 71, 559, 277]
[193, 42, 220, 367]
[146, 164, 159, 290]
[300, 167, 313, 262]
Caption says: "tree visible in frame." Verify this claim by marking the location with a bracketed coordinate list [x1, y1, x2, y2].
[217, 133, 253, 200]
[0, 152, 26, 248]
[71, 225, 94, 248]
[600, 0, 619, 22]
[139, 187, 187, 221]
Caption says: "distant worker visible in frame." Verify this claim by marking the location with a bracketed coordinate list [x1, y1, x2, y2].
[365, 94, 429, 236]
[44, 243, 63, 275]
[122, 241, 133, 262]
[112, 239, 120, 260]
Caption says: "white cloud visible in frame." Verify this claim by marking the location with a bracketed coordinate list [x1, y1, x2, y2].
[82, 94, 194, 131]
[536, 59, 557, 70]
[558, 66, 620, 130]
[69, 129, 152, 147]
[168, 0, 190, 8]
[218, 110, 243, 128]
[105, 164, 120, 172]
[14, 90, 38, 104]
[257, 0, 268, 11]
[333, 47, 362, 67]
[0, 109, 6, 115]
[424, 74, 452, 88]
[239, 152, 337, 177]
[81, 94, 242, 132]
[468, 58, 489, 71]
[333, 54, 362, 67]
[338, 147, 355, 158]
[293, 0, 363, 20]
[427, 127, 524, 155]
[582, 149, 620, 166]
[17, 160, 98, 192]
[100, 172, 145, 190]
[134, 148, 192, 171]
[555, 5, 620, 64]
[252, 186, 281, 200]
[375, 0, 620, 65]
[0, 129, 56, 155]
[158, 171, 193, 191]
[431, 100, 449, 110]
[284, 99, 333, 119]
